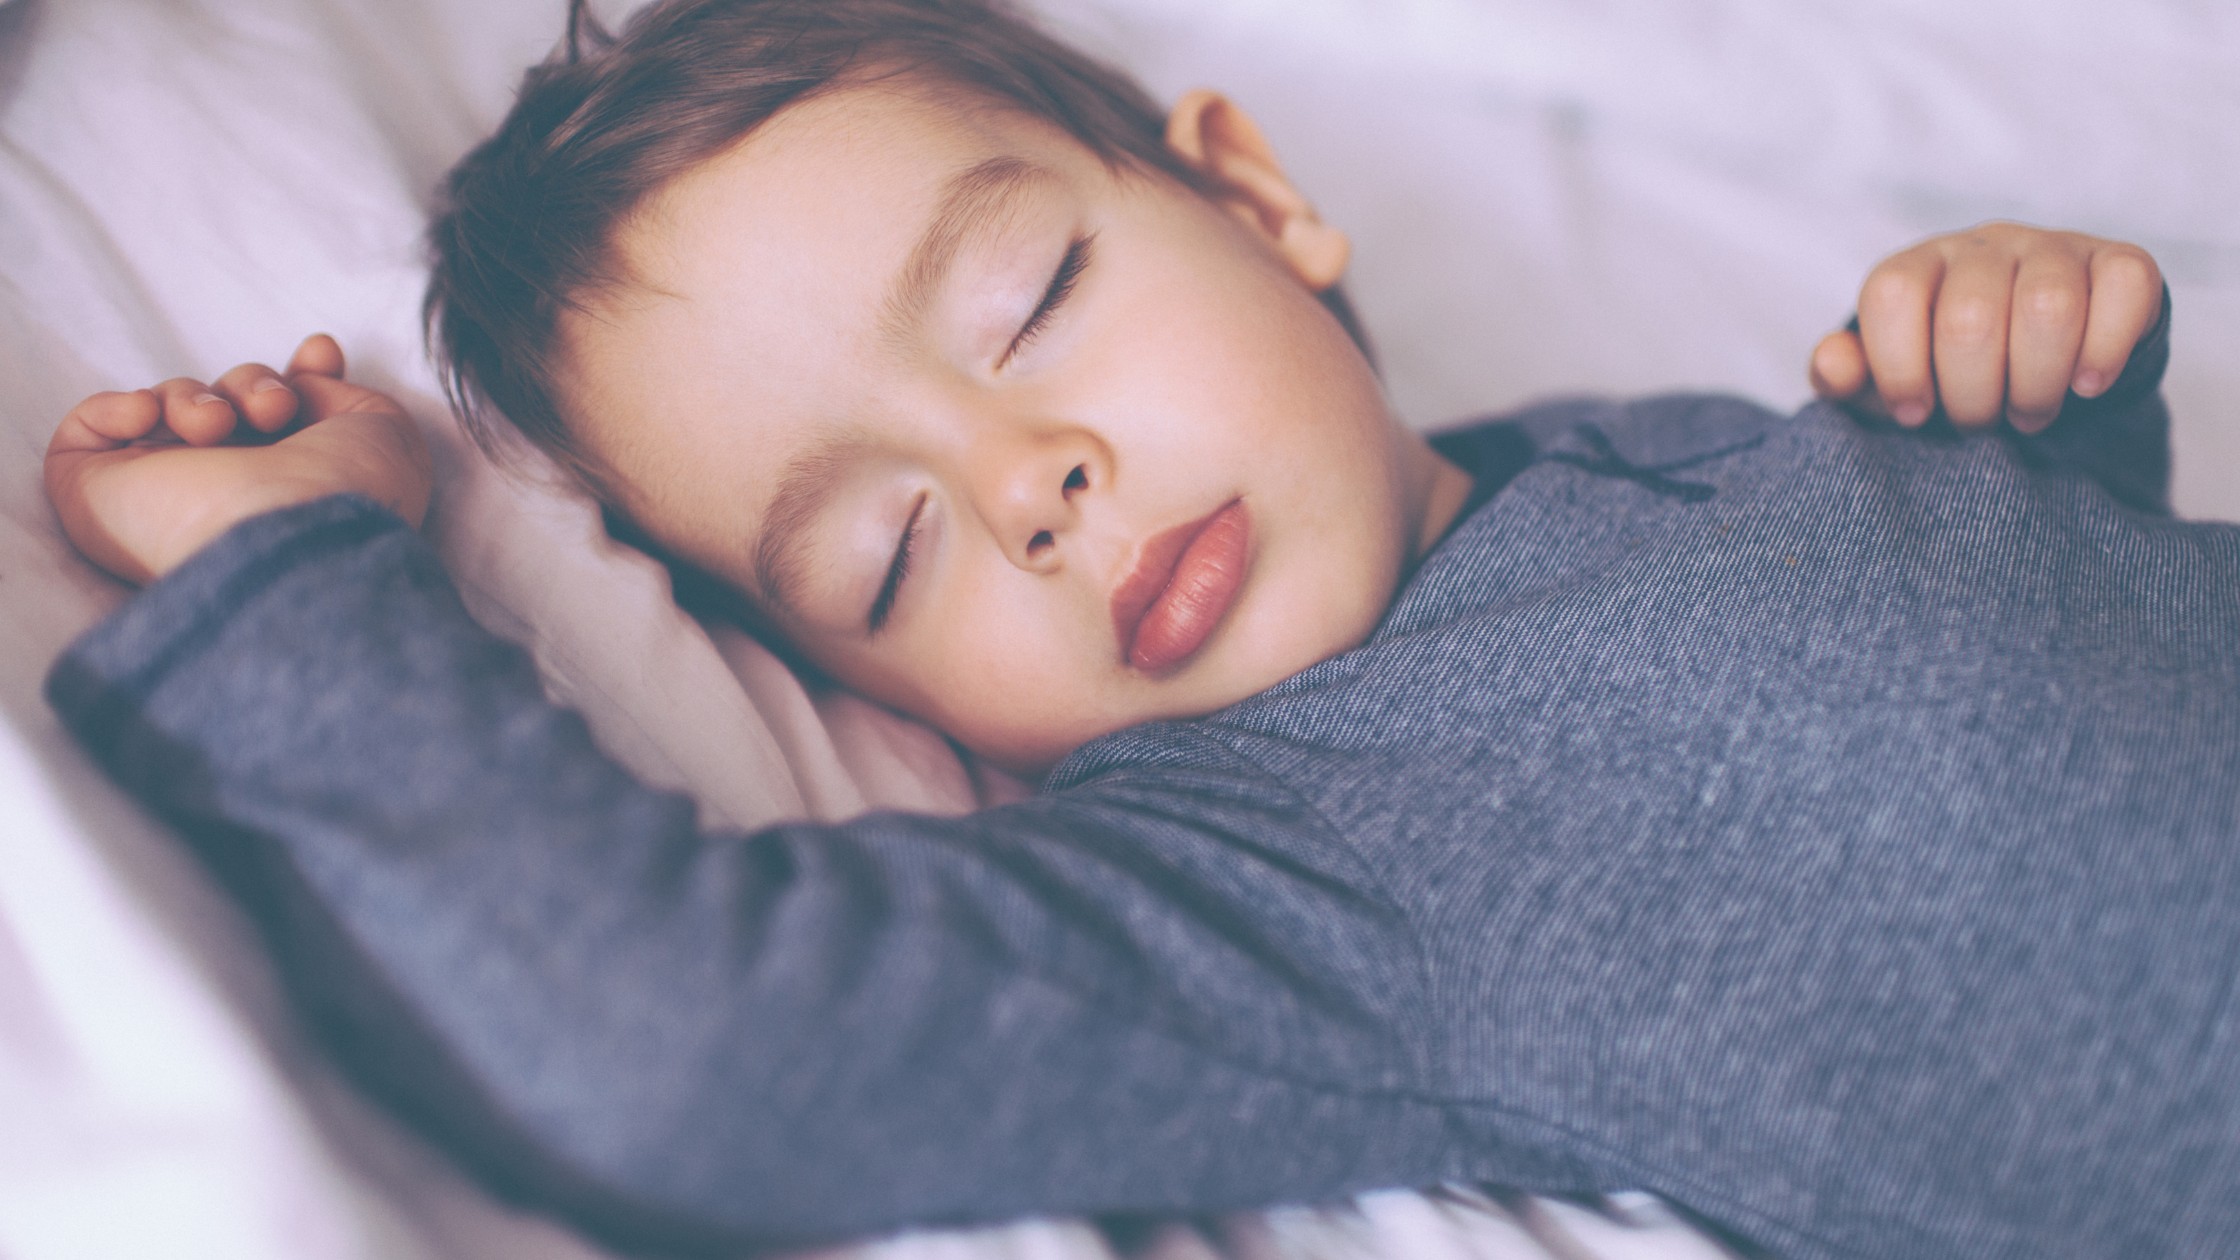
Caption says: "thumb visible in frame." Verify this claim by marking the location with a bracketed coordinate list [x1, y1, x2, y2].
[284, 370, 407, 427]
[1808, 329, 1868, 399]
[278, 334, 406, 424]
[285, 333, 346, 379]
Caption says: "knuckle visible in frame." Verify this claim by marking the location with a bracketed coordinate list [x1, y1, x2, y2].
[1975, 219, 2029, 244]
[2015, 279, 2082, 326]
[1860, 267, 1921, 313]
[1954, 222, 2012, 252]
[161, 380, 218, 407]
[2099, 246, 2158, 291]
[1937, 297, 2001, 343]
[83, 389, 151, 421]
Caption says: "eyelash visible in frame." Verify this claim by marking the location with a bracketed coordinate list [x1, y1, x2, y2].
[868, 494, 925, 634]
[1001, 233, 1094, 367]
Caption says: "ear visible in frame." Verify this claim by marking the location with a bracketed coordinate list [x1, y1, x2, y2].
[1164, 89, 1351, 291]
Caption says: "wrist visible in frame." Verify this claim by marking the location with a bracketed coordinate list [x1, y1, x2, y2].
[151, 480, 359, 581]
[148, 418, 432, 582]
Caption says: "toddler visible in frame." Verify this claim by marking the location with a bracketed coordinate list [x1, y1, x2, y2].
[41, 1, 2237, 1257]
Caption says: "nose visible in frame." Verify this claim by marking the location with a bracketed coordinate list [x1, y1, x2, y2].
[967, 426, 1107, 572]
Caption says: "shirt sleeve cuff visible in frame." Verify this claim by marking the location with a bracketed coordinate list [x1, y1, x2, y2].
[44, 493, 412, 749]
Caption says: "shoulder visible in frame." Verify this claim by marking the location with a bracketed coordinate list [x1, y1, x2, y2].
[1431, 393, 1792, 472]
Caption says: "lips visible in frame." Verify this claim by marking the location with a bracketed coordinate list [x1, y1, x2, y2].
[1110, 499, 1252, 673]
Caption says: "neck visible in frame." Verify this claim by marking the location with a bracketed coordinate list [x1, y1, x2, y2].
[1409, 439, 1477, 562]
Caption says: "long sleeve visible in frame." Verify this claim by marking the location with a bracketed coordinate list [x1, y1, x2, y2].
[45, 497, 1449, 1256]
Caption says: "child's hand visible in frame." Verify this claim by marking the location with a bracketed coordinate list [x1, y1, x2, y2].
[1809, 223, 2163, 434]
[44, 334, 432, 585]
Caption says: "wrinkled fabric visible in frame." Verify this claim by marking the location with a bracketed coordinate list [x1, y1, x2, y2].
[45, 327, 2240, 1260]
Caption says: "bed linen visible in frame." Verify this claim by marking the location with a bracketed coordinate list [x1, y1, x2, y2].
[0, 0, 2233, 1257]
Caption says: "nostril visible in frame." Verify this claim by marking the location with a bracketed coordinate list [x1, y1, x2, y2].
[1062, 464, 1088, 496]
[1028, 529, 1054, 556]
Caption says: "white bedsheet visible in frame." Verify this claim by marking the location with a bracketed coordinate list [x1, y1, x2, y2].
[1, 1, 2233, 1257]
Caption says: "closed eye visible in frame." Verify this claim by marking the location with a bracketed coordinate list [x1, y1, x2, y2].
[867, 493, 925, 635]
[1000, 233, 1094, 367]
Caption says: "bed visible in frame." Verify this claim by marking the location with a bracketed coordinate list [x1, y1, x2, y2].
[1, 0, 2234, 1256]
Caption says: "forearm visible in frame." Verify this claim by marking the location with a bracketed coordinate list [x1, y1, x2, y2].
[46, 495, 1444, 1251]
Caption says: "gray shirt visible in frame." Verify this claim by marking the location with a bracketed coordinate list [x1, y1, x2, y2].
[47, 310, 2240, 1260]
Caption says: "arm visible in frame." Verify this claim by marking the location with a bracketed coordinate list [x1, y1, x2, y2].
[44, 414, 1438, 1250]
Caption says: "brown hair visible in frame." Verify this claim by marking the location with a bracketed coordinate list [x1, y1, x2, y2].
[423, 0, 1369, 498]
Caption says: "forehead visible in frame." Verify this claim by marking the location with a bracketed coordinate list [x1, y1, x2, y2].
[558, 80, 1099, 473]
[633, 76, 1065, 282]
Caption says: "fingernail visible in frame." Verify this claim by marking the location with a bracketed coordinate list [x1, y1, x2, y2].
[1893, 401, 1929, 427]
[192, 392, 226, 407]
[252, 377, 291, 395]
[2072, 369, 2108, 398]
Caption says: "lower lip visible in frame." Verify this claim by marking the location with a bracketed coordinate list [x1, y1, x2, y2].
[1128, 500, 1252, 673]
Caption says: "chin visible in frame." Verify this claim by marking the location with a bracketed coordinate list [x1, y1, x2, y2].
[1250, 559, 1394, 676]
[964, 711, 1119, 782]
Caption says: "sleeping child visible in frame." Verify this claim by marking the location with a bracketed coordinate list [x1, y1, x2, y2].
[37, 0, 2239, 1257]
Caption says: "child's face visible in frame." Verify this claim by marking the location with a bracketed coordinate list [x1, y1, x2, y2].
[559, 78, 1470, 775]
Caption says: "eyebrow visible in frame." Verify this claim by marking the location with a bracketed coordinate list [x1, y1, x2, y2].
[878, 155, 1053, 347]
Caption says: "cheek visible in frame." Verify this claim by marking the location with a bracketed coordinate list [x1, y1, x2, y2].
[855, 563, 1110, 767]
[1095, 235, 1389, 464]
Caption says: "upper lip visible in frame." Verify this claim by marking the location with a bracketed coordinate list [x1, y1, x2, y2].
[1109, 500, 1238, 662]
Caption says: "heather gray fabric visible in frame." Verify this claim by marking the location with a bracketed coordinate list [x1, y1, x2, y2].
[46, 315, 2240, 1260]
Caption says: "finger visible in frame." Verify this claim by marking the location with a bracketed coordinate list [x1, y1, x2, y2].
[47, 389, 164, 457]
[286, 333, 346, 380]
[213, 362, 301, 434]
[284, 370, 391, 425]
[45, 391, 170, 507]
[1808, 330, 1868, 399]
[42, 390, 172, 566]
[1857, 249, 1943, 427]
[1928, 245, 2015, 428]
[152, 377, 242, 445]
[2003, 248, 2090, 434]
[2073, 245, 2163, 397]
